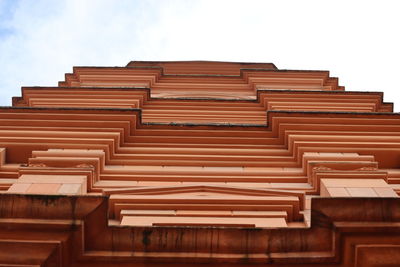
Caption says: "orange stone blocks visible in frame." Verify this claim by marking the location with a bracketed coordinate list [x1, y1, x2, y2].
[1, 61, 400, 266]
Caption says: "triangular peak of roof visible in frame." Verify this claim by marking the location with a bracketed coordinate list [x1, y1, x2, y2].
[104, 184, 303, 198]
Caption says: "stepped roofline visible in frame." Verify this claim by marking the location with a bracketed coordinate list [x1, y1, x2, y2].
[2, 60, 400, 266]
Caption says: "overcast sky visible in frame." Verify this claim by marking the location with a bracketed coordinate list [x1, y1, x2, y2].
[1, 0, 399, 110]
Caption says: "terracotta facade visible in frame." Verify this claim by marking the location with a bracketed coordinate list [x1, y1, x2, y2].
[1, 61, 400, 266]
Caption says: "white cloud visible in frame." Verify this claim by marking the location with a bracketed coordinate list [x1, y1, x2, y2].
[0, 0, 399, 110]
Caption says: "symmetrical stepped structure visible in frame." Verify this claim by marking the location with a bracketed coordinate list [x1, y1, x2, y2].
[1, 60, 400, 266]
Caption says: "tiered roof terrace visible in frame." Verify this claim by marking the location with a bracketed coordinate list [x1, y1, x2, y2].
[0, 61, 399, 266]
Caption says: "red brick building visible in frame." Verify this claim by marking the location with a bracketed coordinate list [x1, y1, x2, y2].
[1, 61, 400, 266]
